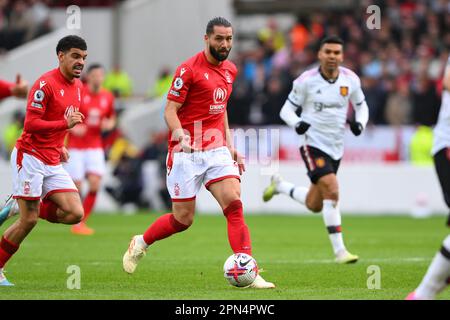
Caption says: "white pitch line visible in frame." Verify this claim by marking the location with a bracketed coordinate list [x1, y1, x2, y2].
[266, 257, 431, 264]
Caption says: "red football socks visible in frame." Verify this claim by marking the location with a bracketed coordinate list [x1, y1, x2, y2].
[143, 213, 189, 246]
[82, 191, 97, 222]
[39, 199, 59, 223]
[223, 200, 252, 256]
[0, 236, 19, 268]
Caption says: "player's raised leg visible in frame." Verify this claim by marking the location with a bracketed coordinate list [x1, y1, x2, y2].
[209, 178, 275, 289]
[317, 174, 358, 264]
[123, 200, 192, 274]
[407, 235, 450, 300]
[263, 173, 309, 205]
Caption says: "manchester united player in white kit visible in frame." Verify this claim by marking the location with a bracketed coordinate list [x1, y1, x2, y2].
[407, 55, 450, 300]
[0, 35, 87, 286]
[263, 36, 369, 264]
[65, 64, 116, 235]
[122, 17, 274, 289]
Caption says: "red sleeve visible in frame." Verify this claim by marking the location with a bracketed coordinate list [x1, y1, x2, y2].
[23, 79, 67, 133]
[166, 64, 193, 104]
[24, 113, 68, 133]
[0, 80, 13, 99]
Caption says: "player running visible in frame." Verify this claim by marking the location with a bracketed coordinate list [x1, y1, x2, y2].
[122, 17, 274, 289]
[263, 36, 369, 264]
[64, 64, 116, 235]
[0, 35, 87, 286]
[406, 55, 450, 300]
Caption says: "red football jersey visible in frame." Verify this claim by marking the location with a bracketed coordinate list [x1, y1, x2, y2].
[16, 68, 83, 165]
[67, 86, 115, 149]
[167, 51, 237, 151]
[0, 79, 13, 99]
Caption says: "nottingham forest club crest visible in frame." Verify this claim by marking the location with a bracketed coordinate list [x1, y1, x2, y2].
[340, 86, 349, 97]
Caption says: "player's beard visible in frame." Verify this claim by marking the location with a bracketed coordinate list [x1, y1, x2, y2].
[210, 46, 230, 62]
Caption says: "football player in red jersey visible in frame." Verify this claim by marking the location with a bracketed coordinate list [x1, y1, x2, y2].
[122, 17, 274, 289]
[65, 63, 116, 235]
[0, 35, 87, 286]
[0, 75, 28, 100]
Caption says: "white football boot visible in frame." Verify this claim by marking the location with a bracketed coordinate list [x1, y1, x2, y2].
[123, 235, 147, 274]
[246, 274, 276, 289]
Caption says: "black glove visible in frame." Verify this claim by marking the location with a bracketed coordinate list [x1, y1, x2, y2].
[295, 121, 310, 135]
[349, 121, 363, 136]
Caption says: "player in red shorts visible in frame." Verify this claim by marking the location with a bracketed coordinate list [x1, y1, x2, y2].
[0, 75, 28, 100]
[122, 17, 274, 289]
[0, 35, 87, 286]
[65, 64, 116, 235]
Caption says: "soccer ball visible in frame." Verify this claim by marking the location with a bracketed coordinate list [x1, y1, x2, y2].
[223, 253, 258, 287]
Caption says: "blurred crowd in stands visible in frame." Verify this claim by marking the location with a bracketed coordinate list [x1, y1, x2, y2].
[227, 0, 450, 127]
[0, 0, 52, 52]
[0, 0, 124, 52]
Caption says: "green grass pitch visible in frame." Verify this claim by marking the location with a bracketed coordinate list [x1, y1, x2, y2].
[0, 212, 448, 300]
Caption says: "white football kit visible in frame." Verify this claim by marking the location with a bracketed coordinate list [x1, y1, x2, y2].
[432, 57, 450, 156]
[280, 66, 369, 160]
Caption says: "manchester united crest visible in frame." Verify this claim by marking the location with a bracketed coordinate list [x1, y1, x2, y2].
[340, 86, 349, 97]
[315, 157, 326, 168]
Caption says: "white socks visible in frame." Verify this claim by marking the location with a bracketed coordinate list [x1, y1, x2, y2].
[276, 179, 347, 257]
[137, 235, 149, 248]
[415, 235, 450, 299]
[277, 181, 308, 205]
[322, 199, 346, 255]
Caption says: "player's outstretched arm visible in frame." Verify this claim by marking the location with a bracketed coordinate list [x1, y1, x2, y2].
[11, 74, 28, 99]
[0, 75, 28, 99]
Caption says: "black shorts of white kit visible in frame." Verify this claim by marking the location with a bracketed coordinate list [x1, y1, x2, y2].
[300, 145, 341, 184]
[434, 147, 450, 208]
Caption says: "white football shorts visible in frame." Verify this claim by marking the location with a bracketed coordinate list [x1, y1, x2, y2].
[11, 148, 78, 200]
[64, 148, 106, 181]
[166, 146, 240, 202]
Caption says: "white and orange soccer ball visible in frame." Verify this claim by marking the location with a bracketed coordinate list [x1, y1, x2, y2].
[223, 253, 258, 287]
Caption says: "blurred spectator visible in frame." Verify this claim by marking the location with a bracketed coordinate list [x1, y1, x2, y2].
[105, 152, 145, 210]
[290, 16, 309, 54]
[257, 18, 286, 54]
[104, 65, 133, 98]
[384, 78, 412, 126]
[261, 74, 286, 125]
[362, 76, 389, 125]
[411, 75, 440, 126]
[2, 110, 24, 153]
[228, 56, 253, 125]
[140, 131, 171, 210]
[147, 66, 172, 99]
[410, 125, 434, 166]
[105, 136, 145, 210]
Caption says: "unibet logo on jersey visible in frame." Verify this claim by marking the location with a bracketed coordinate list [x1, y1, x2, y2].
[209, 87, 227, 114]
